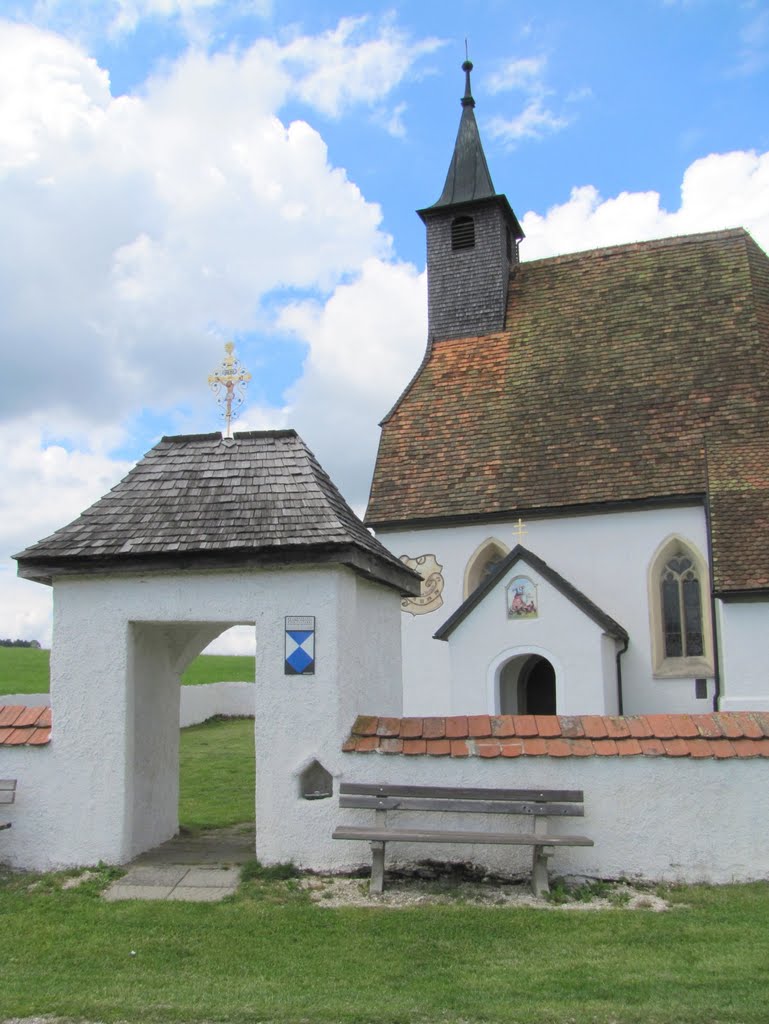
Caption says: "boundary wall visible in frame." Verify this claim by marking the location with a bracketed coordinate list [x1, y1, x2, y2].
[3, 682, 255, 727]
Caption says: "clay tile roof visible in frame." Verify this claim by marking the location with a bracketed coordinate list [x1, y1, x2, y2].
[0, 705, 51, 746]
[342, 713, 769, 759]
[366, 229, 769, 527]
[14, 430, 420, 596]
[707, 436, 769, 593]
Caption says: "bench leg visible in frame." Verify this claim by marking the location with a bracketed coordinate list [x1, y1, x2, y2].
[531, 845, 554, 897]
[370, 841, 386, 894]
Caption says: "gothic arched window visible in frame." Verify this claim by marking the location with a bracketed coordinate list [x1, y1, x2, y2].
[649, 537, 713, 679]
[661, 555, 703, 658]
[464, 538, 509, 598]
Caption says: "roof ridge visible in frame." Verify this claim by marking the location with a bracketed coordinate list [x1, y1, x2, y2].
[521, 227, 751, 269]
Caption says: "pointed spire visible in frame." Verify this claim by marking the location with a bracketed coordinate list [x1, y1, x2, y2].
[432, 58, 496, 208]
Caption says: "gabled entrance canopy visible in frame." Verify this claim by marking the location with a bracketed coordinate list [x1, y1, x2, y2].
[433, 544, 627, 643]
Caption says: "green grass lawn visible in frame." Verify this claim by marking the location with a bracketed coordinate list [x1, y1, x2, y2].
[1, 717, 767, 1024]
[0, 868, 767, 1024]
[0, 647, 254, 694]
[179, 717, 255, 829]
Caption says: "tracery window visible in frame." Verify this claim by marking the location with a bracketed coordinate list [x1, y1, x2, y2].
[648, 537, 713, 679]
[660, 556, 704, 658]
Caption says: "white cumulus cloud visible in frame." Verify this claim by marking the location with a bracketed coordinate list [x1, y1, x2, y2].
[521, 149, 769, 259]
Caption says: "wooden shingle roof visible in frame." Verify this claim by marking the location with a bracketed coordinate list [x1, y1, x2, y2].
[15, 430, 421, 594]
[366, 229, 769, 530]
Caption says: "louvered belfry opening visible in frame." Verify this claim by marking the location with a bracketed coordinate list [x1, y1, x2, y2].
[451, 215, 475, 251]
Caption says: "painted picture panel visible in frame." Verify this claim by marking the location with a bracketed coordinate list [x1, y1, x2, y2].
[285, 615, 315, 675]
[506, 576, 538, 619]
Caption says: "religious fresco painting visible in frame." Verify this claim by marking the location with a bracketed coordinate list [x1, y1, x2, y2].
[285, 616, 316, 675]
[399, 554, 444, 615]
[506, 576, 538, 619]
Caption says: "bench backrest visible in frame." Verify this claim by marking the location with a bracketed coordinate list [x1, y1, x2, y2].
[0, 780, 17, 805]
[339, 783, 584, 817]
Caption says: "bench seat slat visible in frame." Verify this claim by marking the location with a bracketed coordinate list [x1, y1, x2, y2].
[0, 794, 16, 805]
[340, 783, 583, 802]
[340, 795, 584, 816]
[0, 780, 17, 791]
[333, 825, 594, 848]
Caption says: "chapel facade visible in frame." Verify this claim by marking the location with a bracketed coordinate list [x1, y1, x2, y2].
[366, 61, 769, 718]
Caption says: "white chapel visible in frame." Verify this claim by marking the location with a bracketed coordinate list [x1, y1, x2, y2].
[365, 60, 769, 719]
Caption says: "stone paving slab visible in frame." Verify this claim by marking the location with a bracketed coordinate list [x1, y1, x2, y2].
[103, 825, 253, 903]
[118, 865, 190, 887]
[104, 884, 176, 902]
[167, 885, 235, 902]
[181, 866, 239, 887]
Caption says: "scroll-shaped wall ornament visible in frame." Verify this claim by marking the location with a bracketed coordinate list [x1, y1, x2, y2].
[399, 554, 444, 616]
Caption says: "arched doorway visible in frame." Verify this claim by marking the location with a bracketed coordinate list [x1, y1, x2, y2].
[499, 654, 556, 715]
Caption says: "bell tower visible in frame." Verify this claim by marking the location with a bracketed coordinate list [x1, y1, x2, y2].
[418, 60, 524, 341]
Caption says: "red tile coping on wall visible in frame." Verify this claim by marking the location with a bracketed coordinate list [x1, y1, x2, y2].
[0, 705, 51, 747]
[342, 714, 769, 760]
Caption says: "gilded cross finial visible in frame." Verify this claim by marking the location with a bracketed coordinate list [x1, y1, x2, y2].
[208, 341, 252, 439]
[512, 517, 527, 544]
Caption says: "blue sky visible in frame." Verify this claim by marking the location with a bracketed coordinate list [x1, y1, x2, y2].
[1, 0, 768, 650]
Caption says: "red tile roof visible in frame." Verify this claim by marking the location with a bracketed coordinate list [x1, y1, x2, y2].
[0, 705, 51, 746]
[707, 436, 769, 592]
[343, 714, 769, 759]
[367, 229, 769, 527]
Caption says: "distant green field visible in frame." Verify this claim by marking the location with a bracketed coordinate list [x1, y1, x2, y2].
[0, 647, 50, 695]
[0, 647, 254, 695]
[180, 654, 254, 685]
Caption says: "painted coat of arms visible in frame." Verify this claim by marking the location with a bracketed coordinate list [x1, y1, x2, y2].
[399, 554, 444, 616]
[506, 575, 538, 618]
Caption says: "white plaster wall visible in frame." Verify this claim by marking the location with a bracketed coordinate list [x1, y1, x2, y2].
[445, 561, 616, 716]
[377, 505, 715, 716]
[4, 565, 402, 871]
[254, 572, 404, 867]
[0, 747, 54, 870]
[5, 683, 256, 726]
[272, 751, 769, 884]
[717, 600, 769, 711]
[179, 682, 255, 726]
[128, 624, 182, 859]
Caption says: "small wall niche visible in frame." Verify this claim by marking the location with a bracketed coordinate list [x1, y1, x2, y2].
[299, 759, 333, 800]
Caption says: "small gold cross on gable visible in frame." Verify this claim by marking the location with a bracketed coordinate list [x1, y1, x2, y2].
[512, 517, 527, 544]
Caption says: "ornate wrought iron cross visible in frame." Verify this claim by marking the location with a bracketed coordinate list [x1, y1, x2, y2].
[208, 341, 252, 438]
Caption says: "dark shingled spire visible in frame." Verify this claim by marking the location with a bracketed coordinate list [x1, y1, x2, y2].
[432, 60, 497, 207]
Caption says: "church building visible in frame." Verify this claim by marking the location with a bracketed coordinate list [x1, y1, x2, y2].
[366, 61, 769, 719]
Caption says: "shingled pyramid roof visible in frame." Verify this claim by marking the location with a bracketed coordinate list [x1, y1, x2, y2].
[368, 228, 768, 511]
[15, 430, 421, 594]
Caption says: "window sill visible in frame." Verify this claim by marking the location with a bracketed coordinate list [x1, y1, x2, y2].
[653, 657, 714, 680]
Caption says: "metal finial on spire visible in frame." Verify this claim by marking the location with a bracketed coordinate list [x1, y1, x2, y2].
[208, 341, 252, 439]
[461, 54, 475, 108]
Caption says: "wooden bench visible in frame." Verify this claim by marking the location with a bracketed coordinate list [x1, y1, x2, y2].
[332, 783, 593, 896]
[0, 780, 17, 833]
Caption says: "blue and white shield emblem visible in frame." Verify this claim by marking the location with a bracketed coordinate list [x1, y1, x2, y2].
[285, 616, 315, 675]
